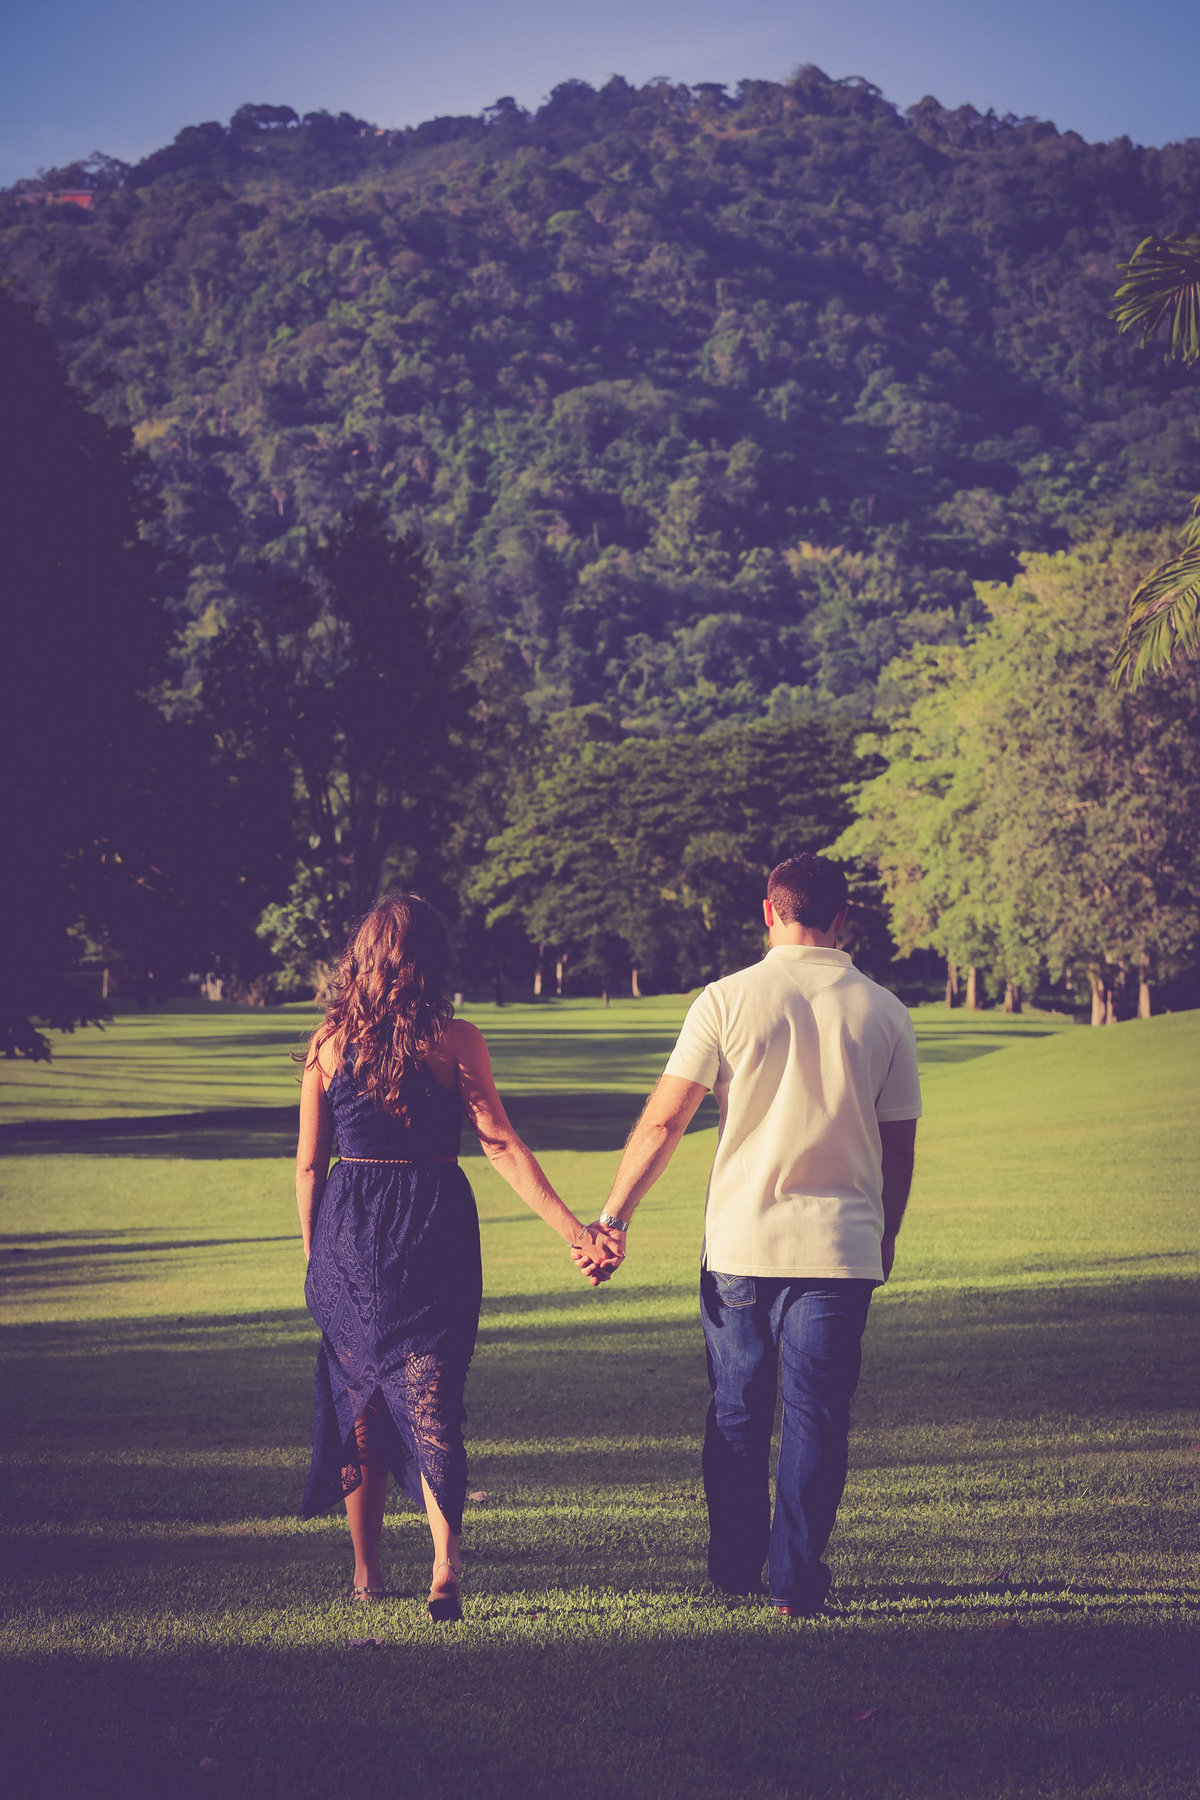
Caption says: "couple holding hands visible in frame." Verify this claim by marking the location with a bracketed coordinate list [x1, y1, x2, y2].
[297, 857, 920, 1624]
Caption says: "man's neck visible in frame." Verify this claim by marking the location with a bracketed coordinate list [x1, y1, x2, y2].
[768, 924, 840, 950]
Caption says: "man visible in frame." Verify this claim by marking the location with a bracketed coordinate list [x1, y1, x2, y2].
[579, 852, 920, 1615]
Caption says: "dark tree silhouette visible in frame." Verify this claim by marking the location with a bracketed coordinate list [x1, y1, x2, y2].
[211, 505, 478, 987]
[0, 287, 162, 1055]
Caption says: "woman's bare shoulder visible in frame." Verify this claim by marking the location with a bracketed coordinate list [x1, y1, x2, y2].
[424, 1017, 483, 1091]
[440, 1017, 486, 1059]
[308, 1028, 339, 1082]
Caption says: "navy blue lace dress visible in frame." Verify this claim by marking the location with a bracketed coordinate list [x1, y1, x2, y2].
[300, 1059, 482, 1532]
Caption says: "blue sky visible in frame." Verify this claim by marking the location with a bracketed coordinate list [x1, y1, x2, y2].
[2, 0, 1197, 189]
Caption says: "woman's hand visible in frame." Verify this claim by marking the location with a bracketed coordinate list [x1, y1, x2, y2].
[571, 1223, 626, 1286]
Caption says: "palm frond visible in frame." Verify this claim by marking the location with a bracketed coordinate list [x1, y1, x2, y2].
[1179, 490, 1200, 553]
[1112, 233, 1200, 365]
[1110, 536, 1200, 688]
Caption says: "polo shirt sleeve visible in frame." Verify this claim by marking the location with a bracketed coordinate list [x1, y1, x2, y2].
[662, 987, 722, 1090]
[875, 1012, 923, 1120]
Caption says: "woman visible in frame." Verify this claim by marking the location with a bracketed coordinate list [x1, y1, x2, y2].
[296, 893, 620, 1623]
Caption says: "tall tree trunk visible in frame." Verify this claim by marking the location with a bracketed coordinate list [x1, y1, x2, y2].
[965, 965, 980, 1010]
[1090, 972, 1107, 1027]
[631, 966, 641, 999]
[533, 941, 545, 998]
[602, 987, 610, 1009]
[1138, 951, 1152, 1019]
[944, 961, 959, 1008]
[1106, 959, 1128, 1024]
[1003, 981, 1022, 1014]
[555, 953, 567, 998]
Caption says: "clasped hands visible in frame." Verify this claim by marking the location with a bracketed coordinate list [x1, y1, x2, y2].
[571, 1222, 626, 1287]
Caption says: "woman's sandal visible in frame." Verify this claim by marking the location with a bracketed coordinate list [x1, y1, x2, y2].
[426, 1560, 462, 1624]
[351, 1585, 387, 1603]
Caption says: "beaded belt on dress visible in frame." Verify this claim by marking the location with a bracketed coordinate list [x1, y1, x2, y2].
[337, 1155, 458, 1163]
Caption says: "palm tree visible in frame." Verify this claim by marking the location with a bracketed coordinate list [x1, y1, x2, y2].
[1110, 233, 1200, 687]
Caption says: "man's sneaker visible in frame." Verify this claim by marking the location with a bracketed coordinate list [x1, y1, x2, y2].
[770, 1575, 832, 1618]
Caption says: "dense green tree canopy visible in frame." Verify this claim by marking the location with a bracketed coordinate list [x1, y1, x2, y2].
[234, 505, 479, 986]
[476, 713, 860, 994]
[841, 535, 1200, 1018]
[5, 71, 1200, 725]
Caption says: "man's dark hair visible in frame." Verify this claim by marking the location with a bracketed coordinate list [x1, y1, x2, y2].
[767, 853, 849, 930]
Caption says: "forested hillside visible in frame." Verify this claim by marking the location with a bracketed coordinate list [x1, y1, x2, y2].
[5, 72, 1200, 721]
[5, 70, 1200, 1028]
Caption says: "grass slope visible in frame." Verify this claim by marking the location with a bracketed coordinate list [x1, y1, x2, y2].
[1, 999, 1197, 1800]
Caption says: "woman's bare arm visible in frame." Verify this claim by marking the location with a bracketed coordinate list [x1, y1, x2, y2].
[296, 1044, 335, 1261]
[436, 1020, 623, 1272]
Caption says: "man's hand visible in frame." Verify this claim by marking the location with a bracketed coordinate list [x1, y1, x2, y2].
[571, 1223, 626, 1287]
[879, 1231, 896, 1284]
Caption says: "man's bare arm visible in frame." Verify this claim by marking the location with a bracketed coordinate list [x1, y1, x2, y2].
[596, 1074, 709, 1228]
[878, 1117, 917, 1281]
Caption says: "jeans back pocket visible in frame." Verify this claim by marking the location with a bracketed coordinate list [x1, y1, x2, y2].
[712, 1271, 756, 1308]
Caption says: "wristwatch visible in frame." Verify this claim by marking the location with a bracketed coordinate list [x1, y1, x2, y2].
[597, 1213, 628, 1232]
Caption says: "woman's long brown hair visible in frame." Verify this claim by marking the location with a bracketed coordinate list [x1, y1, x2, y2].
[311, 893, 454, 1116]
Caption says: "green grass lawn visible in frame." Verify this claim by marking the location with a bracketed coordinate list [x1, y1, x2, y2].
[1, 997, 1197, 1799]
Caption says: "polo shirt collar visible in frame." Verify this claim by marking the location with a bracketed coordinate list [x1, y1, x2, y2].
[766, 945, 851, 967]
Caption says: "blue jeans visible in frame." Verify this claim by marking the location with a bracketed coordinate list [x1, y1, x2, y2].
[700, 1267, 874, 1607]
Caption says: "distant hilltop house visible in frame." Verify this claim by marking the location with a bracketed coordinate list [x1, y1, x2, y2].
[13, 188, 95, 209]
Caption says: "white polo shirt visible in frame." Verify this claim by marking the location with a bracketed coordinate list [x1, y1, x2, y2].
[663, 946, 922, 1280]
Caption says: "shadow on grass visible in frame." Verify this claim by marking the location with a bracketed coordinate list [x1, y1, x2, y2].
[0, 1234, 295, 1259]
[914, 1026, 1063, 1067]
[0, 1105, 302, 1160]
[0, 1092, 717, 1160]
[915, 1027, 1059, 1043]
[444, 1027, 684, 1058]
[0, 1611, 1195, 1800]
